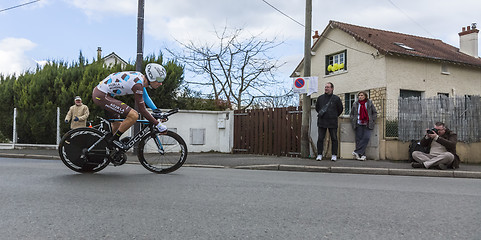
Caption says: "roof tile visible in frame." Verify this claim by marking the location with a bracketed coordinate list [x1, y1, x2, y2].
[327, 20, 481, 67]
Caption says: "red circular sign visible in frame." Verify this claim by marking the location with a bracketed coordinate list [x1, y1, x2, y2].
[294, 78, 305, 88]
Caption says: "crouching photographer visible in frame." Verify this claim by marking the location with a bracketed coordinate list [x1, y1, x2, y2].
[411, 122, 460, 170]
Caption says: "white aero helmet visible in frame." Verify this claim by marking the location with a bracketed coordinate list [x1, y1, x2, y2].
[145, 63, 166, 83]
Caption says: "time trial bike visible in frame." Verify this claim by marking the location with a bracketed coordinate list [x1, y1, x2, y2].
[58, 109, 187, 174]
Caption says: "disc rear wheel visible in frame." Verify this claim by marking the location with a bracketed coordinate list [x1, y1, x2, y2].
[58, 128, 110, 173]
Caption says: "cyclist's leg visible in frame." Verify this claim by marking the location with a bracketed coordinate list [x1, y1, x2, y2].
[117, 110, 138, 133]
[102, 109, 121, 133]
[92, 88, 135, 148]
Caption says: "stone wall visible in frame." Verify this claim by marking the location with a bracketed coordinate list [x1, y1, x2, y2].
[369, 87, 386, 118]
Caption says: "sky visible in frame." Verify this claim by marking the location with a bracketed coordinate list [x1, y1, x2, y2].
[1, 0, 480, 93]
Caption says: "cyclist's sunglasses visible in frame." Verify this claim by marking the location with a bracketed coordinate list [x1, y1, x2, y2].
[154, 77, 165, 83]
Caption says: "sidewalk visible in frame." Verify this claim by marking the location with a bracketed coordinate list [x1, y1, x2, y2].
[1, 147, 481, 179]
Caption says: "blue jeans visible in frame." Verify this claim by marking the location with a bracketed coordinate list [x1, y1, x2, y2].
[354, 124, 372, 156]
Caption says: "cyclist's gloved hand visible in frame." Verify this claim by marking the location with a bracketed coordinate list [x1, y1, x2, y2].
[156, 122, 167, 133]
[65, 120, 69, 123]
[74, 117, 79, 121]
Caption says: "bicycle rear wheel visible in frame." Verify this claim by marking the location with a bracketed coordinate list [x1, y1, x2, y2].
[58, 128, 110, 173]
[138, 130, 188, 174]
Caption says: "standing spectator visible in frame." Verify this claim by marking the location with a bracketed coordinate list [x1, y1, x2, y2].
[65, 96, 89, 129]
[411, 122, 460, 169]
[350, 91, 378, 161]
[315, 82, 343, 161]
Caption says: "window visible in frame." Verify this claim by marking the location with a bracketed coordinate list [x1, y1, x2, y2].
[393, 42, 415, 51]
[441, 63, 450, 75]
[437, 93, 449, 98]
[400, 89, 422, 99]
[325, 50, 347, 75]
[344, 92, 357, 115]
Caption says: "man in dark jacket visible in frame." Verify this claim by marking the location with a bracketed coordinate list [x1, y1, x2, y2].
[315, 82, 343, 161]
[412, 122, 460, 169]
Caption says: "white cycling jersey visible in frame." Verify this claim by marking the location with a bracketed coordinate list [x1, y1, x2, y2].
[96, 71, 144, 96]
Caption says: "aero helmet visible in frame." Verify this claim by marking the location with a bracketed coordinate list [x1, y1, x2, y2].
[145, 63, 166, 83]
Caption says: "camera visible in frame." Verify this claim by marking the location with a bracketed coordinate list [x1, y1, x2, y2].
[426, 128, 438, 134]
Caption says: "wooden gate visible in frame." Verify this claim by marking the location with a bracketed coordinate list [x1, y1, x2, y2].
[233, 106, 302, 157]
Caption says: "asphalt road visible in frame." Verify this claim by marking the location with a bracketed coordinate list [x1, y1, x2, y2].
[1, 157, 481, 239]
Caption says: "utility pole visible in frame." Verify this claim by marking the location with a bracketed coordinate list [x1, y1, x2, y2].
[300, 0, 312, 158]
[134, 0, 144, 153]
[136, 0, 144, 72]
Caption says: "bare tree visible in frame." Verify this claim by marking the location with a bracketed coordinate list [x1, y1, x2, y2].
[251, 89, 297, 109]
[169, 26, 286, 109]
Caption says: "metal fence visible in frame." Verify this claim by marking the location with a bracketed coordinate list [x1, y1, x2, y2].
[384, 96, 481, 142]
[0, 108, 61, 147]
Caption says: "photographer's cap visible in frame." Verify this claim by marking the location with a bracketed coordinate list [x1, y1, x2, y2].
[74, 96, 82, 101]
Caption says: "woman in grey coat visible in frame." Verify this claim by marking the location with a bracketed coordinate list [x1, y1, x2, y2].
[350, 91, 377, 161]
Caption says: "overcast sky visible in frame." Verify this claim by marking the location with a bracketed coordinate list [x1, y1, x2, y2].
[1, 0, 480, 90]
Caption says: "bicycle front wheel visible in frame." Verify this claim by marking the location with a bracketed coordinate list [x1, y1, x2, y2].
[138, 130, 188, 174]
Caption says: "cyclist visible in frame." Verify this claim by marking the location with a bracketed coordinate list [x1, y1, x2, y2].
[92, 63, 167, 150]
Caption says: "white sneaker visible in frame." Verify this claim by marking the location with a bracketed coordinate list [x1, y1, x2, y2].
[316, 155, 322, 161]
[359, 155, 367, 161]
[352, 152, 360, 160]
[331, 155, 337, 161]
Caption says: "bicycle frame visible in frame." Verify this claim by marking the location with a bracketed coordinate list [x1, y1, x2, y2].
[89, 118, 162, 154]
[110, 119, 157, 150]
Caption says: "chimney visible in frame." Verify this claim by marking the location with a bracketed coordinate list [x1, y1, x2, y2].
[97, 47, 102, 61]
[312, 30, 320, 40]
[458, 23, 479, 58]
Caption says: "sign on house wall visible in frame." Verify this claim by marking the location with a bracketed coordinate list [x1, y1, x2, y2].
[292, 77, 318, 96]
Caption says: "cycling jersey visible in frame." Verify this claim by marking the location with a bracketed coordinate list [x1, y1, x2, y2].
[93, 71, 159, 125]
[97, 71, 143, 96]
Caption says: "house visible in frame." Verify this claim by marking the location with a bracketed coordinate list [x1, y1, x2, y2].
[293, 20, 481, 112]
[97, 47, 128, 69]
[291, 20, 481, 161]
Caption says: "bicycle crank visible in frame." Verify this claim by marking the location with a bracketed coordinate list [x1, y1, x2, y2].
[110, 150, 127, 166]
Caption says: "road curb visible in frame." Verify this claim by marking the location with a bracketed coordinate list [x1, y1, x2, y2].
[235, 164, 481, 179]
[330, 167, 390, 175]
[2, 153, 481, 179]
[279, 165, 330, 172]
[184, 164, 225, 169]
[453, 171, 481, 179]
[389, 169, 454, 178]
[0, 153, 60, 160]
[234, 164, 280, 170]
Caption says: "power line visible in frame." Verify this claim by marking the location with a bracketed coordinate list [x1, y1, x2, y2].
[260, 0, 373, 56]
[0, 0, 41, 13]
[320, 35, 373, 55]
[261, 0, 305, 28]
[386, 0, 436, 38]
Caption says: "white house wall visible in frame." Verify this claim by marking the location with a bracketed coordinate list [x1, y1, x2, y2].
[127, 110, 234, 153]
[307, 28, 388, 98]
[385, 56, 481, 99]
